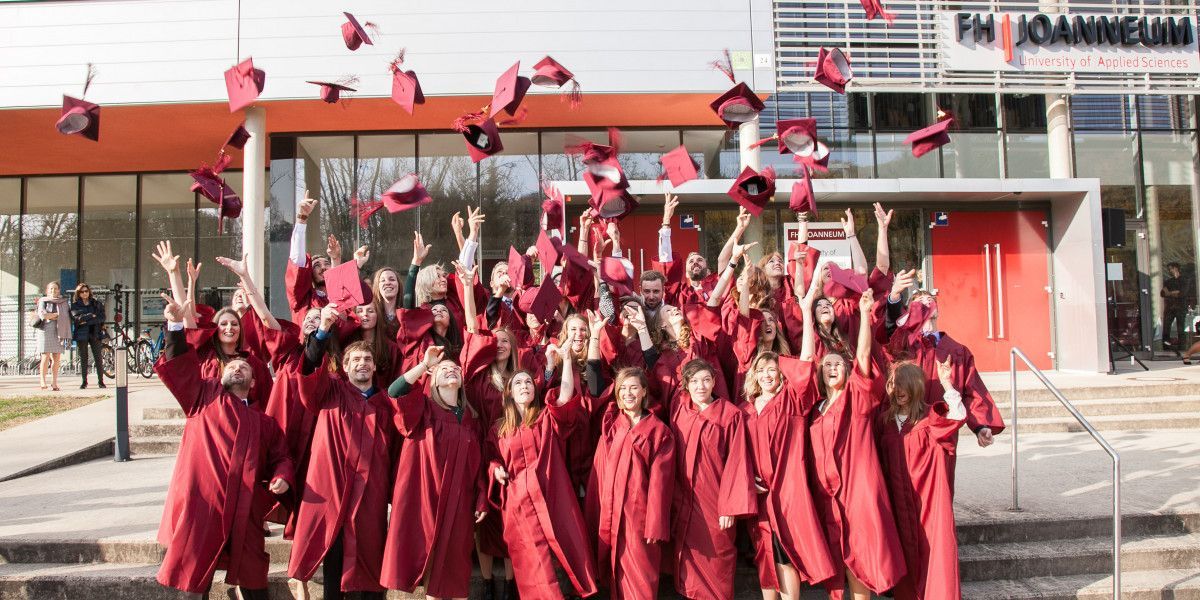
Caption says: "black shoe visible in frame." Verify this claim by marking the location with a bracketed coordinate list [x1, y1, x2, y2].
[503, 578, 517, 600]
[98, 382, 106, 388]
[80, 382, 87, 389]
[481, 578, 496, 600]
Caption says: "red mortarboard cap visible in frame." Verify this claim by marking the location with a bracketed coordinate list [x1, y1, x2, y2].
[658, 145, 700, 187]
[813, 48, 852, 94]
[861, 0, 896, 22]
[560, 243, 592, 272]
[587, 185, 638, 220]
[905, 113, 955, 158]
[189, 164, 242, 232]
[531, 56, 574, 87]
[224, 58, 266, 113]
[727, 166, 776, 216]
[341, 13, 374, 51]
[324, 260, 367, 314]
[224, 123, 251, 150]
[56, 96, 100, 141]
[600, 257, 635, 297]
[536, 229, 562, 275]
[381, 174, 432, 213]
[540, 182, 565, 235]
[709, 82, 765, 129]
[899, 299, 932, 331]
[459, 117, 504, 162]
[390, 69, 425, 114]
[308, 81, 356, 103]
[789, 171, 816, 214]
[824, 262, 870, 298]
[774, 118, 821, 156]
[507, 246, 534, 289]
[491, 62, 532, 117]
[518, 275, 563, 323]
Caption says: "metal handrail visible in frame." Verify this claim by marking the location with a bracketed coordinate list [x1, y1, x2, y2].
[1009, 346, 1121, 600]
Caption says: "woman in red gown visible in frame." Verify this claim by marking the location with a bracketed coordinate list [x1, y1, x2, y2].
[585, 367, 676, 599]
[877, 359, 966, 600]
[807, 288, 906, 600]
[488, 344, 599, 600]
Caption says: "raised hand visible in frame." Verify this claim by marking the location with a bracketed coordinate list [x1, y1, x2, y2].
[890, 268, 917, 301]
[297, 190, 316, 223]
[873, 202, 894, 229]
[353, 245, 370, 268]
[467, 206, 486, 239]
[423, 345, 445, 368]
[326, 235, 343, 263]
[160, 293, 189, 324]
[215, 253, 251, 279]
[936, 355, 955, 384]
[450, 211, 464, 237]
[579, 210, 595, 230]
[662, 192, 680, 226]
[587, 309, 607, 338]
[453, 260, 478, 285]
[152, 241, 179, 273]
[412, 232, 432, 266]
[841, 208, 857, 236]
[186, 258, 202, 284]
[733, 206, 751, 237]
[732, 240, 759, 262]
[859, 288, 875, 314]
[625, 304, 648, 333]
[319, 304, 341, 330]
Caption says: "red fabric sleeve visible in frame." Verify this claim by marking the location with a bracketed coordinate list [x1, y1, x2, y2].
[848, 363, 887, 417]
[391, 388, 429, 438]
[954, 349, 1006, 434]
[263, 320, 302, 371]
[717, 409, 757, 518]
[732, 310, 762, 369]
[285, 257, 315, 316]
[683, 304, 722, 343]
[296, 365, 333, 415]
[154, 343, 208, 416]
[924, 401, 967, 453]
[644, 424, 677, 541]
[778, 355, 819, 415]
[263, 418, 295, 489]
[461, 330, 499, 380]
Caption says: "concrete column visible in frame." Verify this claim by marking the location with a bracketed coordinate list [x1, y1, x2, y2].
[1046, 94, 1072, 178]
[242, 106, 266, 288]
[738, 115, 765, 261]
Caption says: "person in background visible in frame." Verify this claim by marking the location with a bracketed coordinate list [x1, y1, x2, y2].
[36, 281, 70, 391]
[1162, 262, 1187, 352]
[70, 282, 106, 389]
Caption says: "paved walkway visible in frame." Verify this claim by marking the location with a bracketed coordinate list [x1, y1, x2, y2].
[979, 361, 1200, 392]
[0, 377, 175, 482]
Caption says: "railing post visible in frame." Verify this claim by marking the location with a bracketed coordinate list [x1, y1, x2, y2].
[114, 343, 130, 462]
[1009, 348, 1020, 511]
[1113, 454, 1121, 600]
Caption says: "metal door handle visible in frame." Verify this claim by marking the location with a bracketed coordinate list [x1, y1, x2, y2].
[994, 243, 1005, 338]
[984, 244, 994, 339]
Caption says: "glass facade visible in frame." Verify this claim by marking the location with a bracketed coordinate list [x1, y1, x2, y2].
[2, 93, 1197, 371]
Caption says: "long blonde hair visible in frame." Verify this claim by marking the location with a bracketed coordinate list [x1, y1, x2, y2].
[553, 313, 589, 371]
[429, 359, 478, 418]
[496, 370, 543, 437]
[488, 328, 521, 392]
[743, 351, 780, 400]
[755, 308, 791, 356]
[415, 264, 445, 306]
[886, 362, 928, 425]
[732, 264, 773, 311]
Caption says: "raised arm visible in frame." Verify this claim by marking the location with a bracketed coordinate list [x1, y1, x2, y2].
[658, 192, 679, 263]
[556, 343, 576, 406]
[216, 253, 280, 331]
[855, 289, 875, 376]
[841, 209, 868, 273]
[873, 202, 893, 274]
[403, 232, 432, 309]
[390, 345, 443, 397]
[798, 267, 822, 361]
[450, 210, 465, 252]
[577, 210, 594, 256]
[455, 261, 479, 333]
[458, 206, 485, 269]
[710, 239, 757, 309]
[290, 191, 316, 267]
[717, 207, 751, 276]
[152, 240, 187, 310]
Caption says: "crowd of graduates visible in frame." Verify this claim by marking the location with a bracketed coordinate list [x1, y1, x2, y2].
[150, 187, 1004, 600]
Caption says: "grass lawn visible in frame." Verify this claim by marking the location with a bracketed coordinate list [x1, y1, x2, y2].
[0, 395, 104, 431]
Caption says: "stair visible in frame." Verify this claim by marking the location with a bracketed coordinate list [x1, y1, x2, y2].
[0, 513, 1196, 599]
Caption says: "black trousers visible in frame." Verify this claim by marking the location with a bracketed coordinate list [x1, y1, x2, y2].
[1163, 305, 1187, 347]
[323, 532, 385, 600]
[201, 583, 268, 599]
[77, 337, 104, 383]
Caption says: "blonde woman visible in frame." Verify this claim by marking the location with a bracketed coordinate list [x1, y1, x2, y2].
[36, 281, 70, 390]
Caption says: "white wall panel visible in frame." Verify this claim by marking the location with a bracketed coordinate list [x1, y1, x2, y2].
[1, 0, 775, 109]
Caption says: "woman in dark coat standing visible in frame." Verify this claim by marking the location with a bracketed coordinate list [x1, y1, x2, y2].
[70, 283, 106, 388]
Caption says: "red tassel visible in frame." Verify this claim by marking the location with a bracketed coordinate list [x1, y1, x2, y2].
[350, 197, 385, 228]
[82, 63, 98, 97]
[388, 48, 407, 73]
[497, 106, 528, 127]
[709, 49, 735, 83]
[564, 80, 583, 109]
[213, 152, 233, 174]
[541, 180, 564, 204]
[748, 135, 778, 150]
[364, 21, 380, 35]
[761, 165, 777, 184]
[451, 111, 485, 133]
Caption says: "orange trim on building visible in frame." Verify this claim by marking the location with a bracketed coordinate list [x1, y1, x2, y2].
[1, 93, 728, 176]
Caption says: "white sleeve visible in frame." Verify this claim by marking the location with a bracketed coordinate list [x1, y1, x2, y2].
[290, 222, 308, 267]
[459, 238, 480, 269]
[658, 226, 672, 263]
[943, 386, 966, 421]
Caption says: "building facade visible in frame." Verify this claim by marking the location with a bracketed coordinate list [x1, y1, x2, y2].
[1, 0, 1197, 373]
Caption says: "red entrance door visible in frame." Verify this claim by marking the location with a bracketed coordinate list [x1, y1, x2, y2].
[930, 210, 1053, 371]
[614, 213, 700, 276]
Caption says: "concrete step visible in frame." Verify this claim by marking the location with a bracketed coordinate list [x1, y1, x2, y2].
[0, 562, 794, 600]
[1014, 412, 1200, 433]
[129, 437, 180, 456]
[960, 567, 1200, 600]
[959, 532, 1200, 582]
[129, 421, 185, 438]
[141, 407, 183, 421]
[994, 395, 1200, 419]
[955, 512, 1200, 545]
[995, 382, 1200, 403]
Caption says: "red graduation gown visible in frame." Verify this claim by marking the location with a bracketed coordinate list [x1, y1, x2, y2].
[154, 346, 292, 594]
[285, 254, 330, 324]
[670, 396, 756, 600]
[654, 252, 719, 307]
[585, 404, 676, 600]
[287, 369, 393, 593]
[897, 332, 1005, 435]
[382, 388, 486, 597]
[488, 397, 599, 600]
[740, 357, 837, 589]
[647, 304, 730, 417]
[258, 322, 311, 535]
[876, 403, 965, 600]
[808, 366, 906, 598]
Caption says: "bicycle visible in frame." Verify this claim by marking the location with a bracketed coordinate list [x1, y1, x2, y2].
[134, 324, 165, 379]
[99, 284, 143, 381]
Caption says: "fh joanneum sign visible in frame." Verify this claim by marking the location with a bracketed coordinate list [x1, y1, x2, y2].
[939, 12, 1200, 74]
